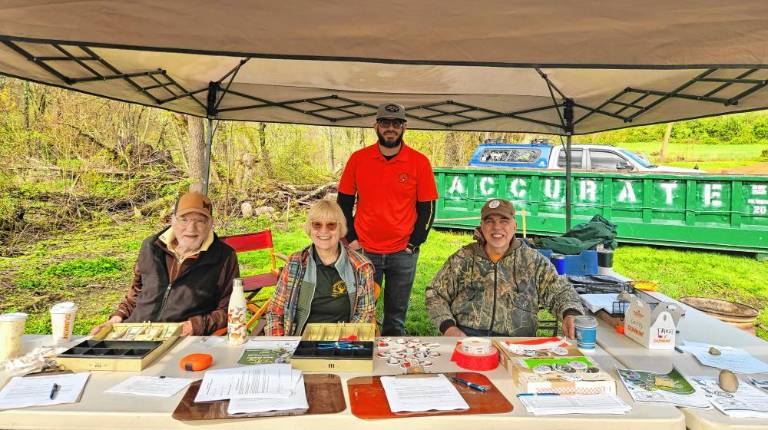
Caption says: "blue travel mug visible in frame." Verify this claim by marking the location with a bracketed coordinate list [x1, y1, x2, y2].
[574, 316, 597, 349]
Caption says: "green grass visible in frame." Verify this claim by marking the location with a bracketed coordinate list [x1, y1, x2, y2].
[2, 216, 767, 340]
[620, 142, 767, 163]
[614, 246, 768, 339]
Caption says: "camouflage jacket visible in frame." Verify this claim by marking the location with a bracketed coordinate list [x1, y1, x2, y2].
[426, 236, 584, 336]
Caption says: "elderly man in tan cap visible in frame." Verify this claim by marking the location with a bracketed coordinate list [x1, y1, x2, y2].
[337, 103, 438, 336]
[426, 198, 584, 339]
[90, 191, 239, 336]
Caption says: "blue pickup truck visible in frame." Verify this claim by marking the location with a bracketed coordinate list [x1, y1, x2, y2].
[468, 140, 701, 173]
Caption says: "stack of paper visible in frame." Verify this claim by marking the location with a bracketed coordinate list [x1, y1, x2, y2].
[193, 364, 308, 414]
[518, 394, 631, 415]
[0, 373, 90, 410]
[380, 374, 469, 412]
[617, 368, 710, 409]
[688, 376, 768, 419]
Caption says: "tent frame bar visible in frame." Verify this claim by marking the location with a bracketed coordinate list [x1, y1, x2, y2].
[6, 38, 768, 134]
[1, 39, 207, 110]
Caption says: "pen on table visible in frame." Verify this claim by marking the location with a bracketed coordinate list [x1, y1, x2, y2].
[49, 383, 61, 400]
[517, 392, 560, 397]
[674, 346, 684, 353]
[451, 377, 488, 392]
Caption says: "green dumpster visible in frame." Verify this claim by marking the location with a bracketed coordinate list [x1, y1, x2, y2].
[434, 167, 768, 254]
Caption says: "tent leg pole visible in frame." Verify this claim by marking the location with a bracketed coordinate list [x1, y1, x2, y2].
[564, 99, 574, 232]
[202, 117, 214, 195]
[565, 134, 572, 231]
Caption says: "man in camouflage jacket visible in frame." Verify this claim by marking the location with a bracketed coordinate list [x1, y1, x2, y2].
[426, 198, 584, 338]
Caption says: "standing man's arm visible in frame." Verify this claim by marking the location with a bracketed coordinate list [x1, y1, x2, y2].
[407, 154, 439, 253]
[406, 200, 436, 252]
[337, 192, 359, 249]
[337, 151, 361, 249]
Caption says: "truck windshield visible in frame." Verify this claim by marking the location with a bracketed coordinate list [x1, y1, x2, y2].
[619, 149, 656, 168]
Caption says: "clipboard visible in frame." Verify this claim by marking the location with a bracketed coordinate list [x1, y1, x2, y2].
[347, 372, 512, 419]
[172, 373, 345, 420]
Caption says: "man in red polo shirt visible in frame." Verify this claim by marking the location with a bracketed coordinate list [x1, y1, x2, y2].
[337, 102, 438, 336]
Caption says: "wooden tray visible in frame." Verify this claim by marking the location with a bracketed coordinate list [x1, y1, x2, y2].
[347, 372, 513, 419]
[172, 373, 345, 421]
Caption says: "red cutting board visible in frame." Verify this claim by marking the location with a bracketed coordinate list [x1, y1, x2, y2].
[347, 372, 512, 419]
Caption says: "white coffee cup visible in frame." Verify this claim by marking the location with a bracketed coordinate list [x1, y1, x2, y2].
[0, 312, 28, 361]
[50, 302, 78, 344]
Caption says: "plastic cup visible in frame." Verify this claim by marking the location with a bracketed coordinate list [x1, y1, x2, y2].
[50, 302, 78, 344]
[574, 315, 597, 349]
[0, 312, 28, 361]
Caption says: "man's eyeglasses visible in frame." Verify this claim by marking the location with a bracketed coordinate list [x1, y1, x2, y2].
[175, 217, 208, 228]
[377, 119, 405, 129]
[311, 221, 338, 231]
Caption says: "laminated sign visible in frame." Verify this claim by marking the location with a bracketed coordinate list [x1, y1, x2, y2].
[624, 297, 683, 350]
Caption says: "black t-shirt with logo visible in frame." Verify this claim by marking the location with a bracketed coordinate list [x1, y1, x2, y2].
[306, 249, 351, 324]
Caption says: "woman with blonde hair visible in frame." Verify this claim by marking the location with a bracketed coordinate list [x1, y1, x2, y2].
[265, 199, 375, 335]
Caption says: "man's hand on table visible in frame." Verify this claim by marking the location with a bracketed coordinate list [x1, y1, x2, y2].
[443, 326, 467, 337]
[562, 314, 577, 339]
[89, 315, 123, 336]
[180, 321, 194, 336]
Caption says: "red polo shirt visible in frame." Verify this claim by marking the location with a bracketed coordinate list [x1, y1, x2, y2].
[338, 142, 438, 254]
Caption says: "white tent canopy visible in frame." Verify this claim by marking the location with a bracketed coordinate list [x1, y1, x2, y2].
[2, 0, 768, 134]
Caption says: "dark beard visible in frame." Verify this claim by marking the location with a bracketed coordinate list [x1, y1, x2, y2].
[376, 129, 403, 148]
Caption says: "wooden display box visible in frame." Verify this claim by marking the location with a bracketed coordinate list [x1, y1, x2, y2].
[290, 323, 375, 373]
[494, 338, 616, 395]
[57, 322, 181, 371]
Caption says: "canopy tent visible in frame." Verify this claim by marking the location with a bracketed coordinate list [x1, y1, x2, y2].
[2, 0, 768, 227]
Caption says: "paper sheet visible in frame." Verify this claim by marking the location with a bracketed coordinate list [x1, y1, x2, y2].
[681, 341, 768, 374]
[380, 374, 469, 412]
[689, 376, 768, 419]
[227, 375, 309, 414]
[0, 372, 90, 410]
[194, 364, 301, 402]
[105, 376, 195, 397]
[518, 394, 631, 416]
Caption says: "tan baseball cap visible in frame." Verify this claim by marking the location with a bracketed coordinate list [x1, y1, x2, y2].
[175, 191, 212, 218]
[481, 198, 515, 220]
[376, 103, 407, 121]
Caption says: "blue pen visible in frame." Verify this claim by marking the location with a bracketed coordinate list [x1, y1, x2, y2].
[451, 377, 489, 392]
[516, 392, 560, 397]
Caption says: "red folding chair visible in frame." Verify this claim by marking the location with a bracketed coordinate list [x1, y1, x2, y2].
[212, 230, 286, 335]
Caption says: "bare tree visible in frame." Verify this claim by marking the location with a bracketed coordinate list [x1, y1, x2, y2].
[660, 123, 673, 162]
[326, 127, 336, 171]
[258, 122, 274, 178]
[185, 114, 207, 189]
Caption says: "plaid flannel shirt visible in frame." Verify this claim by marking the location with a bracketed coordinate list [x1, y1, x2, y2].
[265, 244, 376, 336]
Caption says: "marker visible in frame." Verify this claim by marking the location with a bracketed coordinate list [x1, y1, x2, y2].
[49, 383, 60, 400]
[451, 377, 488, 392]
[674, 346, 684, 353]
[517, 392, 560, 397]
